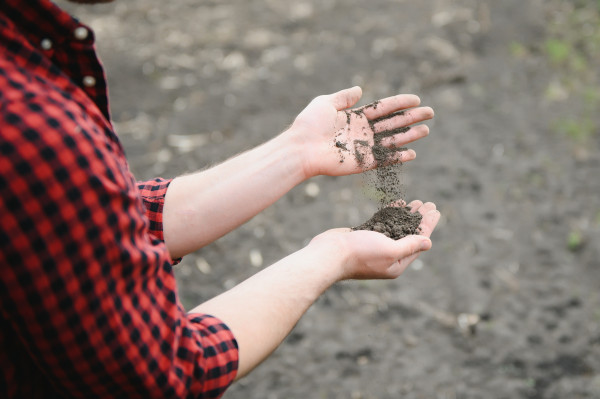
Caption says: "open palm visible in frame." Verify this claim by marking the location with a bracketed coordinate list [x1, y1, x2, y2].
[311, 200, 440, 281]
[290, 87, 434, 178]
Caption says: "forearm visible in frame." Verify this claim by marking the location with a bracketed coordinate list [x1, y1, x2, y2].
[162, 130, 307, 258]
[190, 242, 342, 380]
[161, 88, 433, 259]
[189, 204, 439, 381]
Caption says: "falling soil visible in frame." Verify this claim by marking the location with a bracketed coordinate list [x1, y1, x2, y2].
[352, 206, 422, 240]
[337, 101, 418, 236]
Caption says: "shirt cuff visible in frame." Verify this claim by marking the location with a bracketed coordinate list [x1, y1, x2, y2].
[187, 313, 239, 396]
[136, 178, 182, 264]
[137, 177, 171, 241]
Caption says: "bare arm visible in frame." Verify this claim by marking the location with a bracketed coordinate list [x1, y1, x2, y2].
[191, 201, 440, 379]
[162, 87, 434, 259]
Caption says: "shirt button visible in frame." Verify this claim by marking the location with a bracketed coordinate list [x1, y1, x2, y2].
[40, 38, 53, 51]
[82, 76, 97, 88]
[74, 26, 89, 41]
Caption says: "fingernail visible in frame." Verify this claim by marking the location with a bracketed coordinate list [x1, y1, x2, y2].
[420, 239, 431, 251]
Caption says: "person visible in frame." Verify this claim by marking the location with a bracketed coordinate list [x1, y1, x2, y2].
[0, 0, 441, 398]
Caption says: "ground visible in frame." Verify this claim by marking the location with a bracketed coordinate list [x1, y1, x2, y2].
[62, 0, 600, 397]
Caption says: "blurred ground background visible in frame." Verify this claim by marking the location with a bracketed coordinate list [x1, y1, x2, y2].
[62, 0, 600, 397]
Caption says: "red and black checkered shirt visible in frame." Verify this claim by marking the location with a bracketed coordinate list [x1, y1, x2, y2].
[0, 1, 239, 397]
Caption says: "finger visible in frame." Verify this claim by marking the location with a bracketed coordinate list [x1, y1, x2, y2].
[406, 200, 423, 213]
[360, 94, 421, 120]
[373, 148, 416, 168]
[386, 260, 406, 278]
[396, 231, 435, 270]
[330, 86, 363, 111]
[418, 209, 441, 238]
[389, 199, 407, 208]
[379, 124, 430, 148]
[417, 202, 437, 215]
[400, 252, 422, 272]
[327, 227, 353, 234]
[398, 210, 440, 268]
[372, 107, 434, 133]
[394, 235, 432, 260]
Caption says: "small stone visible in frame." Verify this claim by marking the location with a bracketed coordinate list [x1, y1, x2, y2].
[159, 75, 182, 90]
[305, 182, 320, 198]
[249, 249, 263, 267]
[356, 356, 370, 366]
[195, 257, 212, 274]
[156, 149, 172, 163]
[411, 259, 424, 271]
[290, 2, 314, 20]
[457, 313, 481, 335]
[243, 29, 276, 49]
[221, 51, 246, 71]
[167, 134, 208, 153]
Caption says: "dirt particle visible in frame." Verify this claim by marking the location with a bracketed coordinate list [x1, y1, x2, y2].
[352, 109, 365, 118]
[353, 139, 370, 167]
[368, 110, 406, 129]
[362, 100, 381, 110]
[335, 140, 348, 151]
[376, 126, 410, 141]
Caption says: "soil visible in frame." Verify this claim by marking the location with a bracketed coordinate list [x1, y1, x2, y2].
[352, 206, 422, 240]
[342, 99, 412, 218]
[63, 1, 600, 398]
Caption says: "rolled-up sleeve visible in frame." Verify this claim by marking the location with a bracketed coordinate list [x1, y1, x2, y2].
[137, 178, 171, 242]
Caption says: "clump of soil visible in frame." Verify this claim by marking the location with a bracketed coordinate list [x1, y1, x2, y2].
[352, 206, 422, 240]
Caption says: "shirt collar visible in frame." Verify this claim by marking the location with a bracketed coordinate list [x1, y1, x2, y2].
[1, 0, 111, 122]
[0, 0, 92, 49]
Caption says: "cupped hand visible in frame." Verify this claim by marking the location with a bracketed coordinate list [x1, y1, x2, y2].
[310, 201, 440, 281]
[289, 87, 434, 179]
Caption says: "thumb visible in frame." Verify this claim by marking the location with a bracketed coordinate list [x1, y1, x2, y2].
[330, 86, 363, 111]
[395, 235, 432, 259]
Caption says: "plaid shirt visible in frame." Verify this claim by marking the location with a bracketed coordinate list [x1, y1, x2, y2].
[0, 1, 238, 398]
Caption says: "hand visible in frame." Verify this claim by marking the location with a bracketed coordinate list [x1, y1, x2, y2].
[310, 201, 440, 280]
[288, 86, 434, 179]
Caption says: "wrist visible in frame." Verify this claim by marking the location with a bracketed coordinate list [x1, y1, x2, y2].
[278, 125, 318, 180]
[305, 232, 351, 284]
